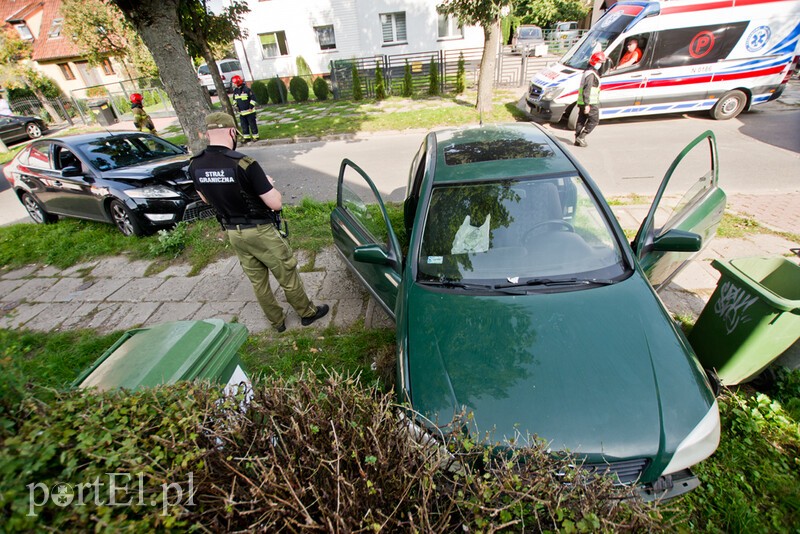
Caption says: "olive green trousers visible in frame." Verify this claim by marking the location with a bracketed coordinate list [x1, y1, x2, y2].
[227, 224, 316, 328]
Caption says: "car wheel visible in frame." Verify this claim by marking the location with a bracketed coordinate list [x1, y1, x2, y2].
[109, 199, 144, 236]
[566, 104, 579, 130]
[21, 192, 57, 224]
[711, 90, 747, 120]
[26, 123, 43, 139]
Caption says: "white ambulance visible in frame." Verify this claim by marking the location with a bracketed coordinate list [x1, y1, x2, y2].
[526, 0, 800, 127]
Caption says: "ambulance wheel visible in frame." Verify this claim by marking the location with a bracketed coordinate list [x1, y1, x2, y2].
[566, 104, 579, 130]
[711, 90, 747, 120]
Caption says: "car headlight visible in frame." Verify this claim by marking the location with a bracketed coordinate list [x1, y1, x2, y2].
[541, 87, 564, 101]
[126, 185, 181, 199]
[662, 400, 720, 475]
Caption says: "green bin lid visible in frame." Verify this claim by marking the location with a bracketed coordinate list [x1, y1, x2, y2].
[73, 319, 249, 390]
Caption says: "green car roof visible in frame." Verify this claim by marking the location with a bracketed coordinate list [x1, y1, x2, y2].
[432, 123, 577, 184]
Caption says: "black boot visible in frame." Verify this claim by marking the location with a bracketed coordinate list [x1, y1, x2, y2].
[575, 133, 588, 147]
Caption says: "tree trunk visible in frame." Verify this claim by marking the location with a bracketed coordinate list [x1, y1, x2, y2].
[199, 43, 235, 118]
[476, 19, 501, 115]
[113, 0, 211, 154]
[31, 86, 61, 124]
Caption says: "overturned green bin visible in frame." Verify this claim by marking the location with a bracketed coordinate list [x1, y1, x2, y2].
[689, 257, 800, 385]
[73, 319, 249, 390]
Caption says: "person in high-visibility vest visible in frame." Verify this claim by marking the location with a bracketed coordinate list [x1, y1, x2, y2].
[130, 93, 157, 135]
[231, 75, 259, 143]
[574, 51, 606, 147]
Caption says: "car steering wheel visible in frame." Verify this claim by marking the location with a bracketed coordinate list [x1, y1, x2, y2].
[522, 219, 574, 244]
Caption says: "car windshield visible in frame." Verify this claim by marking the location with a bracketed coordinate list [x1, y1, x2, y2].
[198, 65, 210, 75]
[417, 176, 627, 285]
[562, 9, 638, 69]
[78, 135, 184, 171]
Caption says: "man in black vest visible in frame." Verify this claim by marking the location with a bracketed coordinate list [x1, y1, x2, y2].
[189, 112, 328, 332]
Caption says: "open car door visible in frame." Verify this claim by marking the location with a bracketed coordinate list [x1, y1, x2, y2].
[633, 130, 726, 290]
[330, 159, 402, 318]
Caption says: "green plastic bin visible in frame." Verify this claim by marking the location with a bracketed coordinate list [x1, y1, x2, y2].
[72, 319, 249, 391]
[689, 257, 800, 385]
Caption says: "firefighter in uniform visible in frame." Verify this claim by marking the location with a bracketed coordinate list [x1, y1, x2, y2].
[130, 93, 157, 135]
[189, 112, 329, 332]
[574, 51, 606, 147]
[231, 75, 259, 143]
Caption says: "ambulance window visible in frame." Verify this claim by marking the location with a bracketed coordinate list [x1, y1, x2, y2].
[652, 22, 748, 68]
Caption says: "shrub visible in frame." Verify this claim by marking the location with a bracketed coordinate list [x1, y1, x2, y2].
[251, 80, 269, 105]
[402, 60, 413, 97]
[428, 57, 440, 96]
[456, 52, 466, 94]
[374, 61, 387, 100]
[148, 221, 188, 257]
[0, 372, 659, 531]
[351, 62, 363, 101]
[313, 77, 330, 101]
[267, 77, 287, 104]
[289, 76, 310, 102]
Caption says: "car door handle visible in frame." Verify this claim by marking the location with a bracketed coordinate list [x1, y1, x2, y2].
[630, 74, 643, 78]
[53, 181, 63, 187]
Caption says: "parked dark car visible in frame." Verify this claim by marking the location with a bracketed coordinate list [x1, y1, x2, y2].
[2, 131, 212, 235]
[331, 124, 726, 500]
[0, 114, 47, 144]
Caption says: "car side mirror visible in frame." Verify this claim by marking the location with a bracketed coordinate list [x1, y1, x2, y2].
[652, 229, 702, 252]
[353, 243, 392, 266]
[61, 165, 83, 178]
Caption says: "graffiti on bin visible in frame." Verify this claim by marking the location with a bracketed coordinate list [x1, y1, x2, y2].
[714, 280, 758, 335]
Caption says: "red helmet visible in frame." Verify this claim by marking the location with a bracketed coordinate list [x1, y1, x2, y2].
[589, 51, 607, 68]
[231, 75, 243, 87]
[130, 93, 143, 104]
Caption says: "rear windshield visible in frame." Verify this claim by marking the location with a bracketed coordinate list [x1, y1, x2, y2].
[198, 65, 210, 75]
[518, 27, 543, 39]
[444, 139, 554, 165]
[77, 135, 184, 171]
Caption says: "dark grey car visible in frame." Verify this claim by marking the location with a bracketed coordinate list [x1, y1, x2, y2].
[0, 114, 47, 145]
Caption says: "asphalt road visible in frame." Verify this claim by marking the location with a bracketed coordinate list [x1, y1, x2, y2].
[247, 97, 799, 202]
[2, 88, 797, 227]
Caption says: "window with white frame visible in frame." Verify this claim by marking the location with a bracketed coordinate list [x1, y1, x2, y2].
[380, 12, 407, 44]
[259, 31, 289, 58]
[437, 14, 463, 39]
[315, 25, 336, 50]
[15, 23, 33, 40]
[48, 18, 63, 38]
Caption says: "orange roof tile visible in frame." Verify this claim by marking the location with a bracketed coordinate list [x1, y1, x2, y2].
[31, 0, 82, 62]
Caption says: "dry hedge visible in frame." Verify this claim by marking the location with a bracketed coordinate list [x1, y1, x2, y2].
[2, 371, 664, 532]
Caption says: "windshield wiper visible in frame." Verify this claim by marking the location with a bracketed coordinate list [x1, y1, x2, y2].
[417, 279, 527, 295]
[493, 277, 615, 289]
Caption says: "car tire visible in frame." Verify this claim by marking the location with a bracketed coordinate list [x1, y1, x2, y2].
[566, 104, 579, 130]
[21, 192, 57, 224]
[109, 199, 144, 237]
[26, 123, 43, 139]
[711, 90, 747, 120]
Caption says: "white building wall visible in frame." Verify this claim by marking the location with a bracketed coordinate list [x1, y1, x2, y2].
[233, 0, 484, 82]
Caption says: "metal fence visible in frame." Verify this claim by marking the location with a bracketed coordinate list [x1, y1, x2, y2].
[7, 96, 79, 126]
[330, 46, 557, 99]
[69, 78, 173, 123]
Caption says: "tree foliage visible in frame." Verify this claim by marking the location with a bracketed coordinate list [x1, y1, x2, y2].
[62, 0, 156, 79]
[0, 28, 62, 119]
[514, 0, 590, 28]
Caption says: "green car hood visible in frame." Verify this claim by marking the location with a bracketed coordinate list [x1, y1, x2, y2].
[405, 274, 714, 468]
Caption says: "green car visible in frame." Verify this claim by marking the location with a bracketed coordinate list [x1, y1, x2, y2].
[330, 124, 725, 500]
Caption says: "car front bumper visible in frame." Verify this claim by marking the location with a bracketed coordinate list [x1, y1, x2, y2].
[526, 96, 568, 124]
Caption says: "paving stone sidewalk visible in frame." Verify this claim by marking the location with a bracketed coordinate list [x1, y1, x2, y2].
[0, 247, 393, 336]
